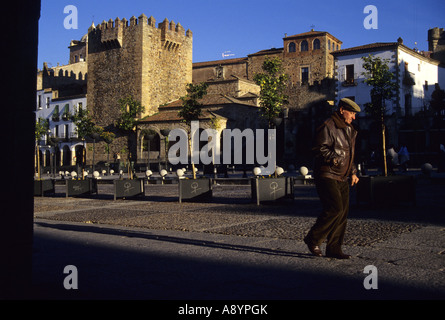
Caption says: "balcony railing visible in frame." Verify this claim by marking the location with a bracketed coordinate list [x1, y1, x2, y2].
[339, 73, 359, 87]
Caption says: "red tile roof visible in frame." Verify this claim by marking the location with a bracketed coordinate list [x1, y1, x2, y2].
[284, 30, 342, 44]
[139, 94, 258, 123]
[332, 42, 399, 55]
[193, 57, 248, 68]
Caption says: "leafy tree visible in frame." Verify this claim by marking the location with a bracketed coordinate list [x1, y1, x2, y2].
[35, 117, 49, 140]
[35, 117, 49, 179]
[178, 83, 208, 123]
[361, 54, 399, 176]
[70, 105, 96, 140]
[178, 82, 209, 179]
[116, 96, 145, 132]
[253, 57, 289, 126]
[361, 54, 398, 118]
[101, 130, 116, 164]
[70, 106, 97, 175]
[115, 96, 145, 172]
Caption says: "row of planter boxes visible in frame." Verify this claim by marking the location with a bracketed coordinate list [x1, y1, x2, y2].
[34, 179, 99, 198]
[34, 177, 296, 204]
[34, 175, 417, 206]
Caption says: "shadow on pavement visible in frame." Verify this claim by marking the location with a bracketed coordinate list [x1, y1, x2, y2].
[27, 221, 445, 301]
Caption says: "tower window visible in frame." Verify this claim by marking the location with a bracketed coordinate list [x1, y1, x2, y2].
[313, 39, 320, 50]
[288, 42, 296, 52]
[301, 67, 309, 84]
[300, 40, 308, 52]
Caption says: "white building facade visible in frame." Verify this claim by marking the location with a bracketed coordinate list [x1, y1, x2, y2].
[333, 40, 445, 117]
[332, 39, 445, 165]
[35, 89, 87, 169]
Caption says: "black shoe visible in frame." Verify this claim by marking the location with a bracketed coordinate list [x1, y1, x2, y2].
[326, 252, 351, 259]
[304, 238, 322, 257]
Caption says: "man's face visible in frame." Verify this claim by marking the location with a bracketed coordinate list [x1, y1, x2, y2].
[340, 107, 356, 124]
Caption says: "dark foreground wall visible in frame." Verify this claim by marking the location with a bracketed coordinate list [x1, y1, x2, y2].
[0, 1, 41, 299]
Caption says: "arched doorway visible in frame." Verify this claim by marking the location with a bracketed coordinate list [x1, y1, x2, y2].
[44, 150, 51, 167]
[62, 145, 71, 166]
[75, 145, 85, 166]
[140, 129, 161, 170]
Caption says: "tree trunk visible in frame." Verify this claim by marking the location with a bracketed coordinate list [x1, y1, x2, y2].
[189, 136, 196, 179]
[382, 121, 387, 177]
[381, 104, 387, 177]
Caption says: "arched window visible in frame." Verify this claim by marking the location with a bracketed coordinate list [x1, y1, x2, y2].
[328, 40, 331, 50]
[288, 42, 296, 53]
[313, 39, 320, 50]
[300, 40, 308, 52]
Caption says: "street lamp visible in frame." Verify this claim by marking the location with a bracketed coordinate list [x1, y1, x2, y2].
[160, 129, 171, 172]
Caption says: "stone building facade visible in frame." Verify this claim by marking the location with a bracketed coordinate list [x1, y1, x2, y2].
[87, 14, 193, 126]
[428, 27, 445, 64]
[36, 13, 194, 169]
[192, 30, 341, 108]
[191, 30, 341, 165]
[86, 14, 192, 166]
[37, 18, 445, 171]
[137, 76, 262, 170]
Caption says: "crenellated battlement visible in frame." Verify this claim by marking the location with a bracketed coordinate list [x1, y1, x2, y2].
[86, 13, 193, 125]
[158, 18, 192, 51]
[37, 62, 87, 97]
[88, 14, 191, 46]
[88, 13, 192, 54]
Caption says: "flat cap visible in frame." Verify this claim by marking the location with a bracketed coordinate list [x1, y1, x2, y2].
[339, 98, 361, 112]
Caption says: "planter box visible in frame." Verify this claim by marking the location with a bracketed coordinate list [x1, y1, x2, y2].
[356, 175, 416, 206]
[66, 178, 98, 197]
[251, 177, 294, 205]
[178, 178, 212, 203]
[114, 179, 145, 200]
[34, 179, 55, 197]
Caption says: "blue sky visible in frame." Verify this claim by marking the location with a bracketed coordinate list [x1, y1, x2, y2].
[38, 0, 445, 68]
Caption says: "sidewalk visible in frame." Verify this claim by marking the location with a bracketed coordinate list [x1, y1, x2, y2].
[30, 178, 445, 300]
[30, 219, 445, 300]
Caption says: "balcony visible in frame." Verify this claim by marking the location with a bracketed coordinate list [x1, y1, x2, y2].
[339, 73, 359, 87]
[70, 131, 80, 141]
[342, 79, 358, 87]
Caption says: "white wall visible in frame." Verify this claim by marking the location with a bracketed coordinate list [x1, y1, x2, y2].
[335, 49, 397, 115]
[335, 46, 444, 117]
[35, 90, 87, 164]
[398, 48, 441, 116]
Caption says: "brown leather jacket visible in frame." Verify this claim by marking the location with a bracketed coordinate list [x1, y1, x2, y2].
[312, 111, 358, 182]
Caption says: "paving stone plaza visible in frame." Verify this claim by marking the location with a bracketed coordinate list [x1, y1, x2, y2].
[30, 171, 445, 301]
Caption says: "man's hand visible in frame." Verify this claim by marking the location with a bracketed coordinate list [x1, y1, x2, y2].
[351, 174, 359, 186]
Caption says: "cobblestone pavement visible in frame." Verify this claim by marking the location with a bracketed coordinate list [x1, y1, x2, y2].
[31, 176, 445, 301]
[34, 178, 445, 248]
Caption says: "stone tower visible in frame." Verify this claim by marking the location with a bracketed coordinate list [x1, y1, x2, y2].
[87, 14, 193, 126]
[428, 27, 445, 64]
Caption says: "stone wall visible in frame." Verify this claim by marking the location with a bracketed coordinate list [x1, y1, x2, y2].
[87, 14, 192, 127]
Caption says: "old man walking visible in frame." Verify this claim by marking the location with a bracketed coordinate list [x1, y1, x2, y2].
[304, 98, 361, 259]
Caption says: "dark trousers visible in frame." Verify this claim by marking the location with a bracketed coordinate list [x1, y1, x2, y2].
[305, 177, 350, 254]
